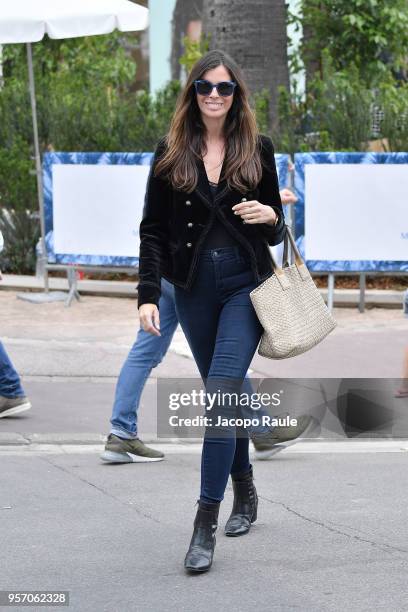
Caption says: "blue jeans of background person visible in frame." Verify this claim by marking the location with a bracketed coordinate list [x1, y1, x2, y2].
[110, 278, 178, 439]
[0, 341, 25, 398]
[174, 245, 264, 504]
[110, 278, 270, 440]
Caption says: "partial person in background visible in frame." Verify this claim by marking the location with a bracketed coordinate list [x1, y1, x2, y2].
[0, 230, 31, 418]
[101, 189, 309, 464]
[394, 291, 408, 398]
[394, 346, 408, 398]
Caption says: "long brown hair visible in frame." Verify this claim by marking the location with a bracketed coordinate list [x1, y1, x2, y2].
[155, 50, 262, 193]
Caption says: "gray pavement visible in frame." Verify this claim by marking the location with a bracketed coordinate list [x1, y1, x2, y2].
[1, 448, 408, 612]
[1, 289, 408, 611]
[1, 289, 407, 444]
[1, 289, 407, 381]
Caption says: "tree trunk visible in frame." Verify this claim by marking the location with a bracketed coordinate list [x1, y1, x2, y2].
[301, 1, 323, 93]
[302, 22, 322, 91]
[201, 0, 290, 130]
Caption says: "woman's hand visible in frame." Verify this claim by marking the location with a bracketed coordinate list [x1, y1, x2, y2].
[139, 303, 161, 336]
[232, 200, 278, 225]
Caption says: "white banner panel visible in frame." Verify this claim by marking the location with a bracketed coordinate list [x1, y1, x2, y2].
[52, 164, 150, 257]
[305, 164, 408, 261]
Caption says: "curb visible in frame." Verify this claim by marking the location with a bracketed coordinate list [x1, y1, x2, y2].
[1, 274, 137, 298]
[1, 274, 406, 307]
[0, 432, 198, 446]
[2, 433, 408, 448]
[2, 438, 408, 455]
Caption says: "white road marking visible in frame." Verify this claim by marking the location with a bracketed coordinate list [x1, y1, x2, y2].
[1, 439, 408, 456]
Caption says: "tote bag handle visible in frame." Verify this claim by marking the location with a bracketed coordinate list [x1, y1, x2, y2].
[269, 225, 309, 289]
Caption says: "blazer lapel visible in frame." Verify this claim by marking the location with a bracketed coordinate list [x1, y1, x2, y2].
[214, 155, 229, 204]
[195, 158, 213, 210]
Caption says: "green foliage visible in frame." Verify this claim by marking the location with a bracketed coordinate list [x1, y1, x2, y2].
[283, 0, 408, 154]
[0, 33, 181, 156]
[0, 208, 40, 274]
[297, 0, 408, 86]
[377, 81, 408, 152]
[2, 33, 136, 86]
[306, 59, 374, 151]
[0, 34, 182, 272]
[179, 35, 210, 74]
[0, 137, 36, 211]
[0, 74, 33, 149]
[272, 55, 408, 155]
[114, 81, 181, 152]
[253, 89, 270, 135]
[272, 86, 307, 155]
[0, 34, 180, 178]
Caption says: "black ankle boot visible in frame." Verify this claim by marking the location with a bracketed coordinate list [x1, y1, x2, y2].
[224, 465, 258, 537]
[184, 501, 220, 573]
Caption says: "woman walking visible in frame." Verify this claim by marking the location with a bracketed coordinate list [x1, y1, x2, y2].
[138, 50, 285, 572]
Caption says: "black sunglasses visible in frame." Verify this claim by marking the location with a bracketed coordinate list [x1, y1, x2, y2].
[193, 79, 237, 97]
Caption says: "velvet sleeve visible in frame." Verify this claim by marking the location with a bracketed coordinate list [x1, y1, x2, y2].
[257, 135, 286, 246]
[137, 139, 170, 309]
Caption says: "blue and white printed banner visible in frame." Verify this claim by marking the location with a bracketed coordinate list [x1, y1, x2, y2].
[275, 153, 290, 192]
[43, 152, 290, 267]
[43, 152, 153, 266]
[294, 152, 408, 272]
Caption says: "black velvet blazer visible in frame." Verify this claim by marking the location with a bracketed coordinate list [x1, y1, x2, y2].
[137, 134, 286, 307]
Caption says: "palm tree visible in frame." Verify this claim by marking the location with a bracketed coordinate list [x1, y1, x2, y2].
[300, 0, 323, 92]
[201, 0, 290, 129]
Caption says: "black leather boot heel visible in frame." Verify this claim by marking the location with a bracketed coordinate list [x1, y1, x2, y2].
[224, 465, 258, 537]
[184, 501, 220, 573]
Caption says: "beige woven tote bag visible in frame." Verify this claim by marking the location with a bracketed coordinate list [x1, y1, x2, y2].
[250, 224, 337, 359]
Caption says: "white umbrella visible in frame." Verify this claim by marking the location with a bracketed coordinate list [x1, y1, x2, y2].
[0, 0, 148, 290]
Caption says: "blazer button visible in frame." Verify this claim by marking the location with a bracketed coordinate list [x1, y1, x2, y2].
[241, 197, 247, 222]
[186, 242, 192, 248]
[187, 222, 193, 228]
[185, 200, 192, 206]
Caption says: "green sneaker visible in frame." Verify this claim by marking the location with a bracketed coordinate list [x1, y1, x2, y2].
[0, 395, 31, 418]
[100, 434, 164, 463]
[251, 415, 314, 460]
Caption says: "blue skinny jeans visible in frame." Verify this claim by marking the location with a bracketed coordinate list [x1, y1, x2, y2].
[174, 245, 264, 504]
[110, 278, 269, 441]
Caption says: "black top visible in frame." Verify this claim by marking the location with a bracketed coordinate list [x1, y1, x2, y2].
[200, 181, 237, 249]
